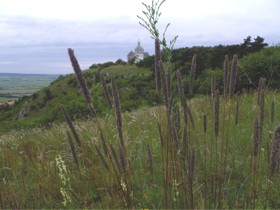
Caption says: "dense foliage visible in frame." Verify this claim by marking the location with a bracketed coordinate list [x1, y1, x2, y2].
[238, 46, 280, 90]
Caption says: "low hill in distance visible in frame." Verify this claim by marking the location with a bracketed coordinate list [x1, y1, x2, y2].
[0, 64, 155, 134]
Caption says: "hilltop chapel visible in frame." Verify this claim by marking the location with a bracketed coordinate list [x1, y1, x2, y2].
[127, 41, 149, 63]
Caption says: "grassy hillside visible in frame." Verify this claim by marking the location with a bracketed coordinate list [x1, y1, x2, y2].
[1, 43, 279, 208]
[0, 91, 279, 208]
[0, 64, 155, 134]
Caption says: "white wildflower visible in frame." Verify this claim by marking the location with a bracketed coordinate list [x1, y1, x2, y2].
[56, 155, 72, 206]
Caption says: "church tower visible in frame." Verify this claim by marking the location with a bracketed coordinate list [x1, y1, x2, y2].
[127, 41, 149, 63]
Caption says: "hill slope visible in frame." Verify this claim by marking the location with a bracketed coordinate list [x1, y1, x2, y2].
[0, 91, 279, 208]
[0, 64, 156, 134]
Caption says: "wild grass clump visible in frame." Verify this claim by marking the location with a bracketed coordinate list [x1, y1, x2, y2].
[0, 90, 280, 208]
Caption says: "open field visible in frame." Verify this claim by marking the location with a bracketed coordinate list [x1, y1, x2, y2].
[0, 73, 58, 101]
[0, 90, 279, 209]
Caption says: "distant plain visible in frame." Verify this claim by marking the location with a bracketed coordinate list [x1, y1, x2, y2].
[0, 73, 59, 102]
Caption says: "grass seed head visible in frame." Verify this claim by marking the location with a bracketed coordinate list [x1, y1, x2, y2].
[95, 146, 109, 170]
[61, 105, 81, 147]
[155, 38, 162, 94]
[228, 54, 238, 97]
[223, 55, 229, 97]
[68, 48, 96, 117]
[270, 125, 280, 175]
[253, 118, 260, 156]
[111, 76, 124, 147]
[66, 130, 79, 167]
[100, 73, 112, 108]
[213, 90, 220, 137]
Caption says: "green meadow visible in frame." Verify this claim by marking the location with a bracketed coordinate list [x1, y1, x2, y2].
[0, 90, 279, 208]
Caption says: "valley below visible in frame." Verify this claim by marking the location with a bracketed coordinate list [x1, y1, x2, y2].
[0, 73, 59, 102]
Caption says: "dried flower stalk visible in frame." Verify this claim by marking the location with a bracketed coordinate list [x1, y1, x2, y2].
[235, 102, 239, 126]
[111, 76, 124, 148]
[258, 88, 265, 143]
[252, 118, 260, 156]
[100, 73, 112, 107]
[211, 73, 216, 97]
[110, 144, 121, 173]
[67, 48, 96, 117]
[182, 125, 189, 159]
[146, 144, 153, 174]
[61, 105, 81, 147]
[189, 148, 195, 181]
[176, 68, 188, 125]
[269, 125, 280, 175]
[213, 90, 220, 137]
[189, 54, 196, 96]
[228, 54, 238, 97]
[119, 146, 127, 174]
[95, 146, 109, 170]
[271, 100, 275, 124]
[257, 77, 266, 105]
[203, 114, 207, 134]
[66, 130, 79, 167]
[223, 55, 229, 97]
[155, 38, 162, 94]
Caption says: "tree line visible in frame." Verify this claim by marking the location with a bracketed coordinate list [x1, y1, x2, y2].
[137, 36, 280, 94]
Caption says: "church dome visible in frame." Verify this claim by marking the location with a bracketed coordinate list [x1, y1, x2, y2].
[127, 51, 134, 56]
[134, 42, 144, 52]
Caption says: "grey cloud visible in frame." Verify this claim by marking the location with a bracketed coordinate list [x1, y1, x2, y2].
[0, 16, 149, 47]
[1, 9, 279, 74]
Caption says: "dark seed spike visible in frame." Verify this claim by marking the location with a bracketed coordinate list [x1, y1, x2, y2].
[176, 68, 188, 126]
[66, 130, 79, 167]
[166, 64, 171, 100]
[100, 73, 112, 107]
[146, 144, 153, 174]
[270, 125, 280, 175]
[67, 48, 97, 117]
[61, 105, 81, 147]
[110, 144, 121, 173]
[189, 148, 195, 181]
[213, 90, 220, 137]
[203, 114, 207, 134]
[111, 76, 124, 148]
[235, 102, 239, 126]
[189, 54, 196, 96]
[99, 129, 109, 157]
[258, 87, 265, 143]
[182, 125, 189, 159]
[228, 54, 238, 97]
[159, 60, 168, 104]
[155, 38, 162, 94]
[95, 146, 109, 170]
[119, 146, 127, 174]
[252, 118, 260, 156]
[158, 122, 164, 148]
[211, 73, 216, 97]
[223, 55, 229, 97]
[271, 100, 275, 124]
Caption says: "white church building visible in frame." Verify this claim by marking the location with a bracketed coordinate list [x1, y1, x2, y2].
[127, 42, 149, 63]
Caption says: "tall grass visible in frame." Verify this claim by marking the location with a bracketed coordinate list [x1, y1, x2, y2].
[1, 85, 279, 208]
[0, 1, 279, 208]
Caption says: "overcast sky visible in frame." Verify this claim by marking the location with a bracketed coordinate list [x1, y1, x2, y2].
[0, 0, 279, 74]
